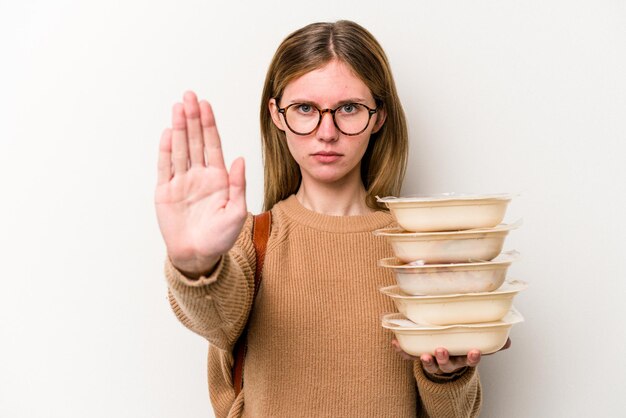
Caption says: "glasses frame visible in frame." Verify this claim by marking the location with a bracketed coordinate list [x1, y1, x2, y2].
[276, 101, 379, 136]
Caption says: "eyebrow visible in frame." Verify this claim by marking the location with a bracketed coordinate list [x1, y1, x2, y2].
[286, 98, 369, 107]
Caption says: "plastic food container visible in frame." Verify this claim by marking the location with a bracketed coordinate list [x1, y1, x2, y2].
[379, 279, 527, 325]
[377, 193, 513, 232]
[378, 251, 518, 296]
[381, 308, 523, 356]
[374, 221, 520, 264]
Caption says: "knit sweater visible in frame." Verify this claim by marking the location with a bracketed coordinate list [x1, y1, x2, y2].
[165, 195, 482, 418]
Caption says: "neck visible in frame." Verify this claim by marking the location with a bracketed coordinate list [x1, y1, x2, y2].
[295, 178, 375, 216]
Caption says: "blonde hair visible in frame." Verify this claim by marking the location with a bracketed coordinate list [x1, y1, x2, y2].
[260, 20, 408, 211]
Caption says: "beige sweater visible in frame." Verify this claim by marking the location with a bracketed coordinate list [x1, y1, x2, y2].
[165, 195, 482, 418]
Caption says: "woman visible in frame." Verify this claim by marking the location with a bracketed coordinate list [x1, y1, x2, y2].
[156, 20, 483, 417]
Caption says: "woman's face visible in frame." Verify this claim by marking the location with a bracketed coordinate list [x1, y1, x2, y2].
[269, 59, 385, 188]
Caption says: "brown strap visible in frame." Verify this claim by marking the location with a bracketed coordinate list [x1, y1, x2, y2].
[232, 211, 271, 396]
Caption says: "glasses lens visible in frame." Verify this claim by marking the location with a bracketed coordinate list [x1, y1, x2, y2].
[334, 104, 371, 135]
[285, 104, 320, 135]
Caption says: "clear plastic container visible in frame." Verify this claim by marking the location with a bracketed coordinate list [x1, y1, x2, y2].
[378, 251, 518, 296]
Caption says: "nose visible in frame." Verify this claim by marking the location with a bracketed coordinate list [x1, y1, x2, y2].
[316, 110, 339, 142]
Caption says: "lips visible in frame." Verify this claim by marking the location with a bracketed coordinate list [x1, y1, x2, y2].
[313, 151, 342, 156]
[312, 151, 343, 163]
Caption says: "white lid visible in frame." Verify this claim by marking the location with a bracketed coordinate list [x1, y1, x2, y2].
[374, 219, 522, 237]
[381, 307, 524, 330]
[376, 193, 515, 204]
[379, 278, 528, 300]
[378, 250, 520, 269]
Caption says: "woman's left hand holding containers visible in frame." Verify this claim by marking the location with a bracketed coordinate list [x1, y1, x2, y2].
[375, 194, 526, 364]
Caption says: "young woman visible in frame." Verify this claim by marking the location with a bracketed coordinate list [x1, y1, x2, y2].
[156, 20, 483, 417]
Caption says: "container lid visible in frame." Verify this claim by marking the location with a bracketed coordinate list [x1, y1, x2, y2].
[379, 278, 528, 300]
[378, 250, 520, 270]
[376, 193, 515, 204]
[374, 219, 522, 237]
[381, 307, 524, 330]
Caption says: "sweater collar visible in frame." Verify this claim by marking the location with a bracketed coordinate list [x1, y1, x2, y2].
[275, 194, 394, 233]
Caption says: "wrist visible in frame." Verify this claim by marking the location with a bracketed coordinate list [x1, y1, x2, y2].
[423, 366, 469, 383]
[170, 255, 221, 280]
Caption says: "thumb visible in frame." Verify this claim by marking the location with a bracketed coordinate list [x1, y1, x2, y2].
[228, 157, 247, 211]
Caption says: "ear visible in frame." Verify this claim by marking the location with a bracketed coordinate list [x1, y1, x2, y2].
[371, 107, 387, 134]
[269, 98, 286, 132]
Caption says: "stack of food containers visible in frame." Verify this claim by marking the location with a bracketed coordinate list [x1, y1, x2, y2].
[375, 193, 526, 356]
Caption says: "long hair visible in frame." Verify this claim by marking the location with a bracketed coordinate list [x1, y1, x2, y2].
[260, 20, 408, 211]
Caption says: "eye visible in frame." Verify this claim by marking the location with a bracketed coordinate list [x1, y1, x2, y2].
[340, 103, 358, 114]
[296, 104, 314, 114]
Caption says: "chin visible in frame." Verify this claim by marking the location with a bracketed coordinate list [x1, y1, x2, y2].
[301, 163, 361, 185]
[308, 171, 354, 185]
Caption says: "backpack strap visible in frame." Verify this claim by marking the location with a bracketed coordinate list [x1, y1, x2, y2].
[232, 211, 272, 397]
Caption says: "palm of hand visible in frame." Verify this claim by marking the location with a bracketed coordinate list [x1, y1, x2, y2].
[155, 91, 247, 274]
[156, 165, 239, 258]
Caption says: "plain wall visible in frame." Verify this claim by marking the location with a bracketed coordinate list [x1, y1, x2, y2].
[1, 1, 625, 417]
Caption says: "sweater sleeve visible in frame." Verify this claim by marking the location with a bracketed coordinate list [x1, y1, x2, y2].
[414, 362, 482, 418]
[164, 214, 257, 352]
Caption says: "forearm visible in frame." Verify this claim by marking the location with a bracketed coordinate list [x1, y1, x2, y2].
[165, 248, 255, 351]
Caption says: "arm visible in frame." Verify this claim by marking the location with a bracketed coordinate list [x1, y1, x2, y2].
[392, 338, 511, 417]
[155, 91, 251, 351]
[413, 361, 481, 418]
[392, 340, 482, 416]
[165, 214, 257, 351]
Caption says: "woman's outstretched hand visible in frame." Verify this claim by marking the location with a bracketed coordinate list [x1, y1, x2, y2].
[391, 338, 511, 377]
[155, 91, 247, 278]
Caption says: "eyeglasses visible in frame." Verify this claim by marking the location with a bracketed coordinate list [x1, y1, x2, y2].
[276, 102, 378, 136]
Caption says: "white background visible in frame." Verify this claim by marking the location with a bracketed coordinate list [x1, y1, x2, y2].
[1, 1, 625, 417]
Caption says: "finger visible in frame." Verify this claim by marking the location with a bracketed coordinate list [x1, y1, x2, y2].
[466, 349, 481, 367]
[499, 337, 512, 351]
[420, 354, 440, 374]
[157, 128, 173, 184]
[434, 348, 453, 373]
[391, 339, 418, 361]
[183, 91, 205, 167]
[391, 339, 404, 355]
[227, 157, 247, 212]
[391, 338, 406, 354]
[391, 338, 401, 352]
[199, 100, 226, 169]
[171, 103, 189, 174]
